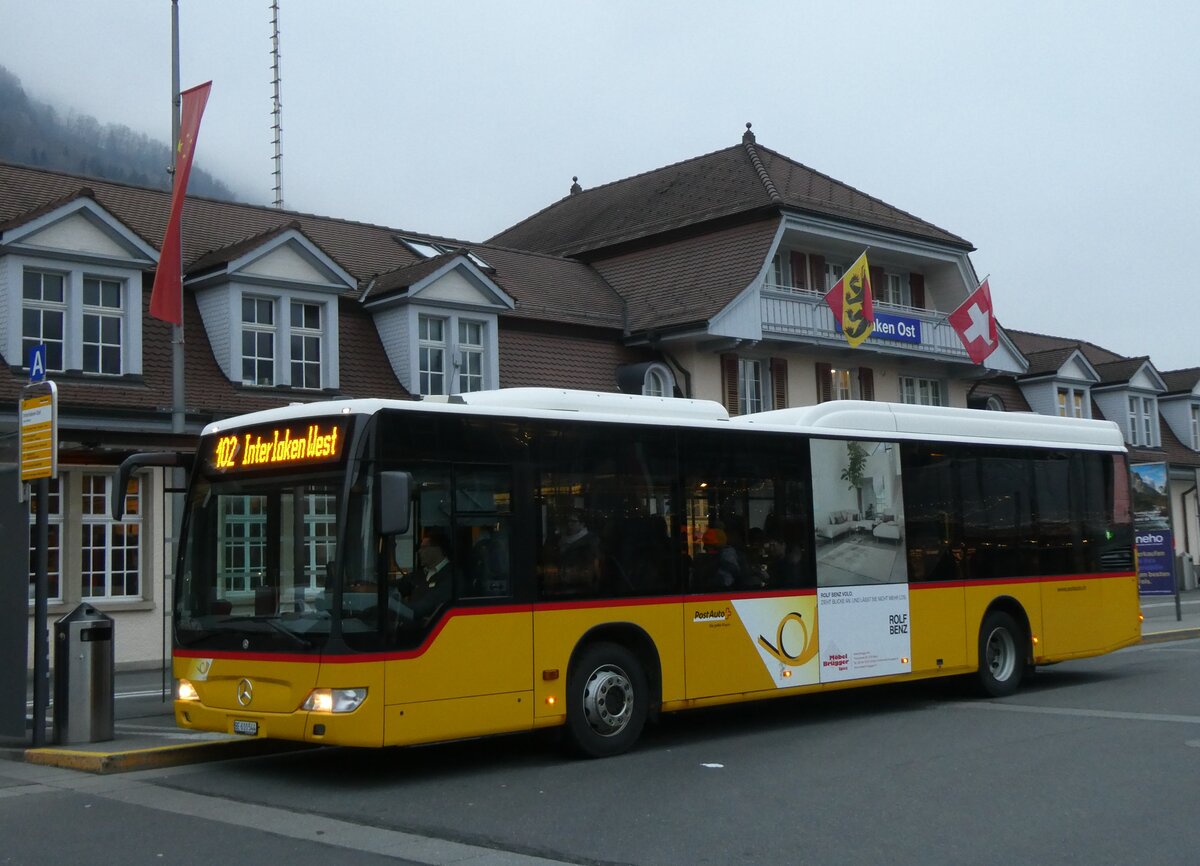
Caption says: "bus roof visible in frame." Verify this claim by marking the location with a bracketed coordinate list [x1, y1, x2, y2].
[202, 388, 1126, 452]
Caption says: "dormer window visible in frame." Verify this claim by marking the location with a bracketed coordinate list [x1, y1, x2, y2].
[1057, 386, 1086, 418]
[1128, 396, 1158, 447]
[241, 296, 276, 386]
[20, 267, 135, 377]
[82, 277, 123, 375]
[1192, 406, 1200, 450]
[290, 301, 323, 389]
[22, 269, 66, 371]
[398, 237, 491, 270]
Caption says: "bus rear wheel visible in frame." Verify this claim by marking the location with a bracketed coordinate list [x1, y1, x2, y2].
[977, 610, 1026, 697]
[566, 642, 647, 758]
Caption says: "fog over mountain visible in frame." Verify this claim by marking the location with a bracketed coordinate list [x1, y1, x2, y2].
[0, 64, 236, 199]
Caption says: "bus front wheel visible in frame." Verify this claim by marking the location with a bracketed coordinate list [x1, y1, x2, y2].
[977, 610, 1026, 698]
[566, 642, 648, 758]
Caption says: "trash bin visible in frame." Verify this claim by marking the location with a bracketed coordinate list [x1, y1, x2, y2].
[53, 604, 114, 744]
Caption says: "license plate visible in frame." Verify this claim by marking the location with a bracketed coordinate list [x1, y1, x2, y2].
[233, 720, 258, 736]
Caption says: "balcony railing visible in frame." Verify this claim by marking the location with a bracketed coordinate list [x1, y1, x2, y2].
[760, 281, 971, 362]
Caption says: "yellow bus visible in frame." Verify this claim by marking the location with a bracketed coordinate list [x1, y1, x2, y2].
[161, 389, 1138, 757]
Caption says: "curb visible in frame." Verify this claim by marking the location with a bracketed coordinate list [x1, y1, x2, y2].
[23, 737, 310, 775]
[1140, 628, 1200, 645]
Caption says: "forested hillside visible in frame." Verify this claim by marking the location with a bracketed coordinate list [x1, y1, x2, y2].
[0, 64, 236, 200]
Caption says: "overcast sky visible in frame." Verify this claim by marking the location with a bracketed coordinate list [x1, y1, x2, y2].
[3, 1, 1197, 371]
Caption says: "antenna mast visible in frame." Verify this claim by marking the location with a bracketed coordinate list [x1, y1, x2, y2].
[270, 0, 284, 208]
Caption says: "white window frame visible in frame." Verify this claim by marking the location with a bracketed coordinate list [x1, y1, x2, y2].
[1192, 405, 1200, 451]
[22, 268, 67, 372]
[241, 295, 277, 386]
[880, 272, 909, 307]
[27, 476, 63, 604]
[825, 262, 845, 291]
[1128, 395, 1158, 447]
[739, 358, 764, 414]
[457, 319, 485, 394]
[289, 300, 323, 390]
[1057, 386, 1087, 418]
[769, 254, 783, 289]
[82, 276, 124, 375]
[12, 262, 142, 377]
[418, 314, 448, 396]
[900, 376, 945, 407]
[642, 363, 675, 397]
[831, 368, 852, 401]
[80, 472, 142, 600]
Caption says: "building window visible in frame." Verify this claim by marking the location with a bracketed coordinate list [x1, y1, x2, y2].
[831, 368, 852, 400]
[879, 273, 909, 306]
[900, 376, 944, 406]
[81, 473, 141, 599]
[1128, 396, 1157, 446]
[81, 277, 123, 375]
[458, 320, 485, 393]
[241, 296, 276, 386]
[22, 269, 66, 372]
[289, 301, 322, 389]
[1057, 387, 1086, 418]
[739, 359, 764, 414]
[644, 368, 667, 397]
[769, 254, 783, 288]
[825, 262, 844, 291]
[1192, 405, 1200, 451]
[419, 314, 447, 396]
[219, 496, 267, 593]
[27, 477, 63, 603]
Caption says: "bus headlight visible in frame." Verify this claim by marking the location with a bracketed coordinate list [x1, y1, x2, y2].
[178, 679, 200, 702]
[301, 688, 367, 713]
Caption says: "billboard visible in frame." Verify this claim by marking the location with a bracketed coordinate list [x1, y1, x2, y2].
[1131, 463, 1175, 595]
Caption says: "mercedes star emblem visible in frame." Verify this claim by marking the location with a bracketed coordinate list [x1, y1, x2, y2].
[236, 678, 254, 707]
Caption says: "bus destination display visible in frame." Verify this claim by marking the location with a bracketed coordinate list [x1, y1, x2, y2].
[208, 420, 346, 472]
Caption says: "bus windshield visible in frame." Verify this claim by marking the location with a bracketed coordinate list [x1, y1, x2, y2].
[176, 470, 356, 652]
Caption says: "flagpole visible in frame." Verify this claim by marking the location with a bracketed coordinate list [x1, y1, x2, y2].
[170, 0, 185, 436]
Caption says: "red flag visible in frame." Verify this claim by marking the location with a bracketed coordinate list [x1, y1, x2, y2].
[948, 278, 998, 365]
[150, 81, 212, 325]
[823, 251, 874, 348]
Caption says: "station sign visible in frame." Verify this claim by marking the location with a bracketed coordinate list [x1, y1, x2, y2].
[19, 380, 58, 484]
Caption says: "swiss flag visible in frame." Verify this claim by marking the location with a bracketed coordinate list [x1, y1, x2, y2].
[948, 279, 998, 365]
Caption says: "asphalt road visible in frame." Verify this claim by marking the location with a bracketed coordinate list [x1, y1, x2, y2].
[9, 638, 1196, 866]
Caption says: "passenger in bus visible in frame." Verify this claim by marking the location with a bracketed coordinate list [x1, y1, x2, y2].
[391, 527, 455, 626]
[763, 533, 806, 587]
[559, 509, 600, 592]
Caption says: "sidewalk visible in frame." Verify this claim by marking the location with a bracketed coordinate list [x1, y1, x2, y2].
[6, 589, 1199, 774]
[1138, 585, 1200, 642]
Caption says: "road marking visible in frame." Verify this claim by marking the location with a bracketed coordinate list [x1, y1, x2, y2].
[0, 773, 574, 865]
[954, 702, 1200, 725]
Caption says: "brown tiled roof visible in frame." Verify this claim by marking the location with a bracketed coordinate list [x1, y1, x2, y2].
[488, 135, 971, 256]
[1006, 329, 1125, 367]
[499, 323, 658, 392]
[1160, 368, 1200, 395]
[1093, 357, 1153, 386]
[1020, 347, 1088, 377]
[966, 376, 1033, 412]
[188, 220, 311, 274]
[590, 219, 779, 332]
[0, 161, 639, 431]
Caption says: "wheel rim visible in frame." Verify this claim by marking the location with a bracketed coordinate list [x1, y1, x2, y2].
[985, 626, 1016, 683]
[581, 663, 633, 737]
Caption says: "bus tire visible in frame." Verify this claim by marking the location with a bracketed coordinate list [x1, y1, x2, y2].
[977, 610, 1026, 697]
[566, 642, 648, 758]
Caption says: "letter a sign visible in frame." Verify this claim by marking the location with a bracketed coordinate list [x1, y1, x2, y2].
[28, 344, 46, 383]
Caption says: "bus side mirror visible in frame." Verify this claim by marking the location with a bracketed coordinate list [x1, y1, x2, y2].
[380, 471, 413, 535]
